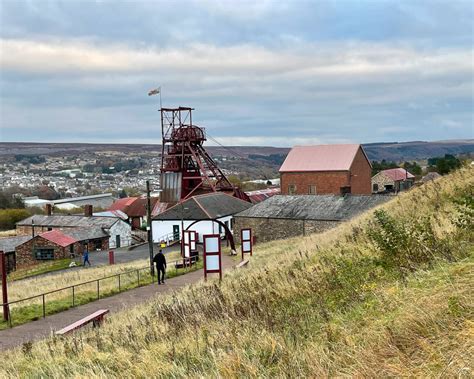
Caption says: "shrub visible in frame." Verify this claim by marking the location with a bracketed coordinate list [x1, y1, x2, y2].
[0, 209, 31, 230]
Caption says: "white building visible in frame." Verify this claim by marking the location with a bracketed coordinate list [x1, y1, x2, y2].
[152, 193, 252, 244]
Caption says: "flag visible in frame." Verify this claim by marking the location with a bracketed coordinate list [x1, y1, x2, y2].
[148, 88, 160, 96]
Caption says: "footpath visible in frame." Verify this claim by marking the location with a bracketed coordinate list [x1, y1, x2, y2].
[0, 255, 237, 351]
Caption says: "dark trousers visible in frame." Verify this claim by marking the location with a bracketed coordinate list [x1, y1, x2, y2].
[156, 265, 165, 283]
[83, 257, 91, 266]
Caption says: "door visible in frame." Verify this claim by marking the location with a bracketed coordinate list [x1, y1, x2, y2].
[173, 225, 180, 241]
[115, 235, 121, 248]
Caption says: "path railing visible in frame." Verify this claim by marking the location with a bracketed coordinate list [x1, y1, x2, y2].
[1, 256, 199, 328]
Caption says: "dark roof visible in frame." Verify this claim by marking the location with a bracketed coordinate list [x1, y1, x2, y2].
[64, 227, 110, 241]
[0, 235, 32, 253]
[235, 194, 392, 221]
[16, 215, 121, 229]
[153, 192, 252, 221]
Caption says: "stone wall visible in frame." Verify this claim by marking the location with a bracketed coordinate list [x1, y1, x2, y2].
[15, 236, 71, 269]
[233, 217, 340, 244]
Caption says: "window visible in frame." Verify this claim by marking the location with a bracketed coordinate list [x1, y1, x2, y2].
[308, 185, 316, 195]
[35, 248, 54, 260]
[340, 186, 351, 195]
[288, 184, 296, 195]
[373, 183, 379, 192]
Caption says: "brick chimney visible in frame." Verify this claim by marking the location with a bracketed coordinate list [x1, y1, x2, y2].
[45, 203, 52, 216]
[84, 204, 93, 217]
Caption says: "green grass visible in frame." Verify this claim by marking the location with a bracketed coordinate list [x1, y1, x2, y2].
[0, 259, 203, 330]
[7, 258, 80, 282]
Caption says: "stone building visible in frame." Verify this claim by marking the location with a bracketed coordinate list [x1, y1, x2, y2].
[109, 196, 159, 229]
[279, 144, 372, 196]
[15, 228, 109, 269]
[233, 194, 392, 244]
[16, 213, 131, 248]
[371, 168, 415, 193]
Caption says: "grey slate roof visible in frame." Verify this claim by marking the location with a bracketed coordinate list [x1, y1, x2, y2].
[153, 192, 252, 221]
[0, 235, 32, 253]
[64, 228, 110, 241]
[16, 215, 120, 229]
[234, 195, 393, 221]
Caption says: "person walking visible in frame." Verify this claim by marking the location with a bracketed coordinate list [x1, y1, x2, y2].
[153, 249, 167, 284]
[83, 248, 91, 267]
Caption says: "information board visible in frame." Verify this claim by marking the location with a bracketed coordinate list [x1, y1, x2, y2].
[241, 228, 253, 259]
[203, 234, 222, 280]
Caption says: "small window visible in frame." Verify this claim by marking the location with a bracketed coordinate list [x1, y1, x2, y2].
[340, 186, 351, 195]
[373, 183, 379, 192]
[288, 184, 296, 195]
[308, 185, 316, 195]
[35, 248, 54, 260]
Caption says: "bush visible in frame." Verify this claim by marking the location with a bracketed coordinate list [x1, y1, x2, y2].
[0, 209, 31, 230]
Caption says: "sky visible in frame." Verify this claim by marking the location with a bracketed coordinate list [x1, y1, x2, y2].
[0, 0, 473, 147]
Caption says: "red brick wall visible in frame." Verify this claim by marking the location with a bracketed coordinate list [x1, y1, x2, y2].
[280, 171, 349, 195]
[349, 147, 372, 194]
[280, 147, 372, 195]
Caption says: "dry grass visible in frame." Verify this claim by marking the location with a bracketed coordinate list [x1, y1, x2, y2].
[0, 167, 472, 378]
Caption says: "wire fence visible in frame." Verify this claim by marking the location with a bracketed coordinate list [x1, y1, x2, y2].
[1, 256, 199, 328]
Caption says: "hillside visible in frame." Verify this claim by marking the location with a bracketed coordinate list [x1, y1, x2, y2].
[0, 139, 472, 161]
[1, 167, 473, 377]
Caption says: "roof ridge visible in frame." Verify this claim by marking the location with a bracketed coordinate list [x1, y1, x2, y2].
[193, 197, 212, 218]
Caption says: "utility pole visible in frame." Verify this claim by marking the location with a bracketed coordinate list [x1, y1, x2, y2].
[0, 251, 9, 322]
[146, 180, 155, 277]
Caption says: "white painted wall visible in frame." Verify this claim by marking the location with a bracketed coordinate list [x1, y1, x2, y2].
[152, 215, 233, 243]
[108, 219, 132, 248]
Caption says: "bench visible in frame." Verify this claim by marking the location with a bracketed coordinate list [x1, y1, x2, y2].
[175, 255, 199, 269]
[235, 259, 249, 269]
[55, 309, 109, 335]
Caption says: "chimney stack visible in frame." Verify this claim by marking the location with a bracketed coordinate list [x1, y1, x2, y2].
[45, 203, 52, 216]
[84, 204, 93, 217]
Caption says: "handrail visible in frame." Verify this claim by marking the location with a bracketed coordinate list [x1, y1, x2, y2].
[1, 256, 196, 326]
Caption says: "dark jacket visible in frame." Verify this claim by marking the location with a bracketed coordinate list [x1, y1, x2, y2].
[153, 252, 167, 268]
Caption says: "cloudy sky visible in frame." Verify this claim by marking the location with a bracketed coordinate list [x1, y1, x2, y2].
[0, 0, 472, 146]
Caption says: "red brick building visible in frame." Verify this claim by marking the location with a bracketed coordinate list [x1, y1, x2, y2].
[279, 144, 372, 195]
[109, 197, 159, 229]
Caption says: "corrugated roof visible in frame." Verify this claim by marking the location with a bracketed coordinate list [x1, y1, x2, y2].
[380, 168, 415, 181]
[17, 215, 120, 228]
[109, 197, 159, 217]
[279, 144, 366, 172]
[245, 188, 281, 204]
[65, 227, 110, 241]
[39, 230, 77, 247]
[153, 192, 252, 221]
[235, 194, 392, 221]
[0, 235, 32, 253]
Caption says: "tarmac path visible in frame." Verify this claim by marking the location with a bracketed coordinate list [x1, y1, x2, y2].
[0, 254, 237, 351]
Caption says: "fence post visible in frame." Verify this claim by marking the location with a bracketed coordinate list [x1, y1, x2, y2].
[42, 294, 46, 318]
[108, 250, 114, 265]
[118, 274, 121, 291]
[0, 251, 9, 322]
[72, 286, 75, 307]
[137, 270, 140, 286]
[97, 280, 100, 300]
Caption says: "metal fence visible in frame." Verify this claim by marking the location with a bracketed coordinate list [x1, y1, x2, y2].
[1, 256, 198, 328]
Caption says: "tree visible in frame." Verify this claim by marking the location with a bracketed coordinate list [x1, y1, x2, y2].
[119, 189, 128, 198]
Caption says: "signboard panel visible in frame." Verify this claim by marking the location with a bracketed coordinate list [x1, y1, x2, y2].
[203, 234, 222, 281]
[241, 228, 253, 259]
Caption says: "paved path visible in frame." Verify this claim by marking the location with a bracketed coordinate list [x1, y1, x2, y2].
[0, 254, 238, 351]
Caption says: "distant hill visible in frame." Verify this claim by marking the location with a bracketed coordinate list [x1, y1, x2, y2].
[0, 139, 472, 162]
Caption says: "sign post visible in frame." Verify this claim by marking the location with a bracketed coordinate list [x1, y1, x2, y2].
[108, 250, 115, 265]
[183, 230, 191, 267]
[0, 251, 9, 322]
[203, 234, 222, 281]
[241, 228, 253, 260]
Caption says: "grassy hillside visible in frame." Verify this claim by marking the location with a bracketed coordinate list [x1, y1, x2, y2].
[1, 168, 473, 378]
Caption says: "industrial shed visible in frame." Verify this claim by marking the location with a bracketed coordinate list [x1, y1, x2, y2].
[233, 194, 392, 243]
